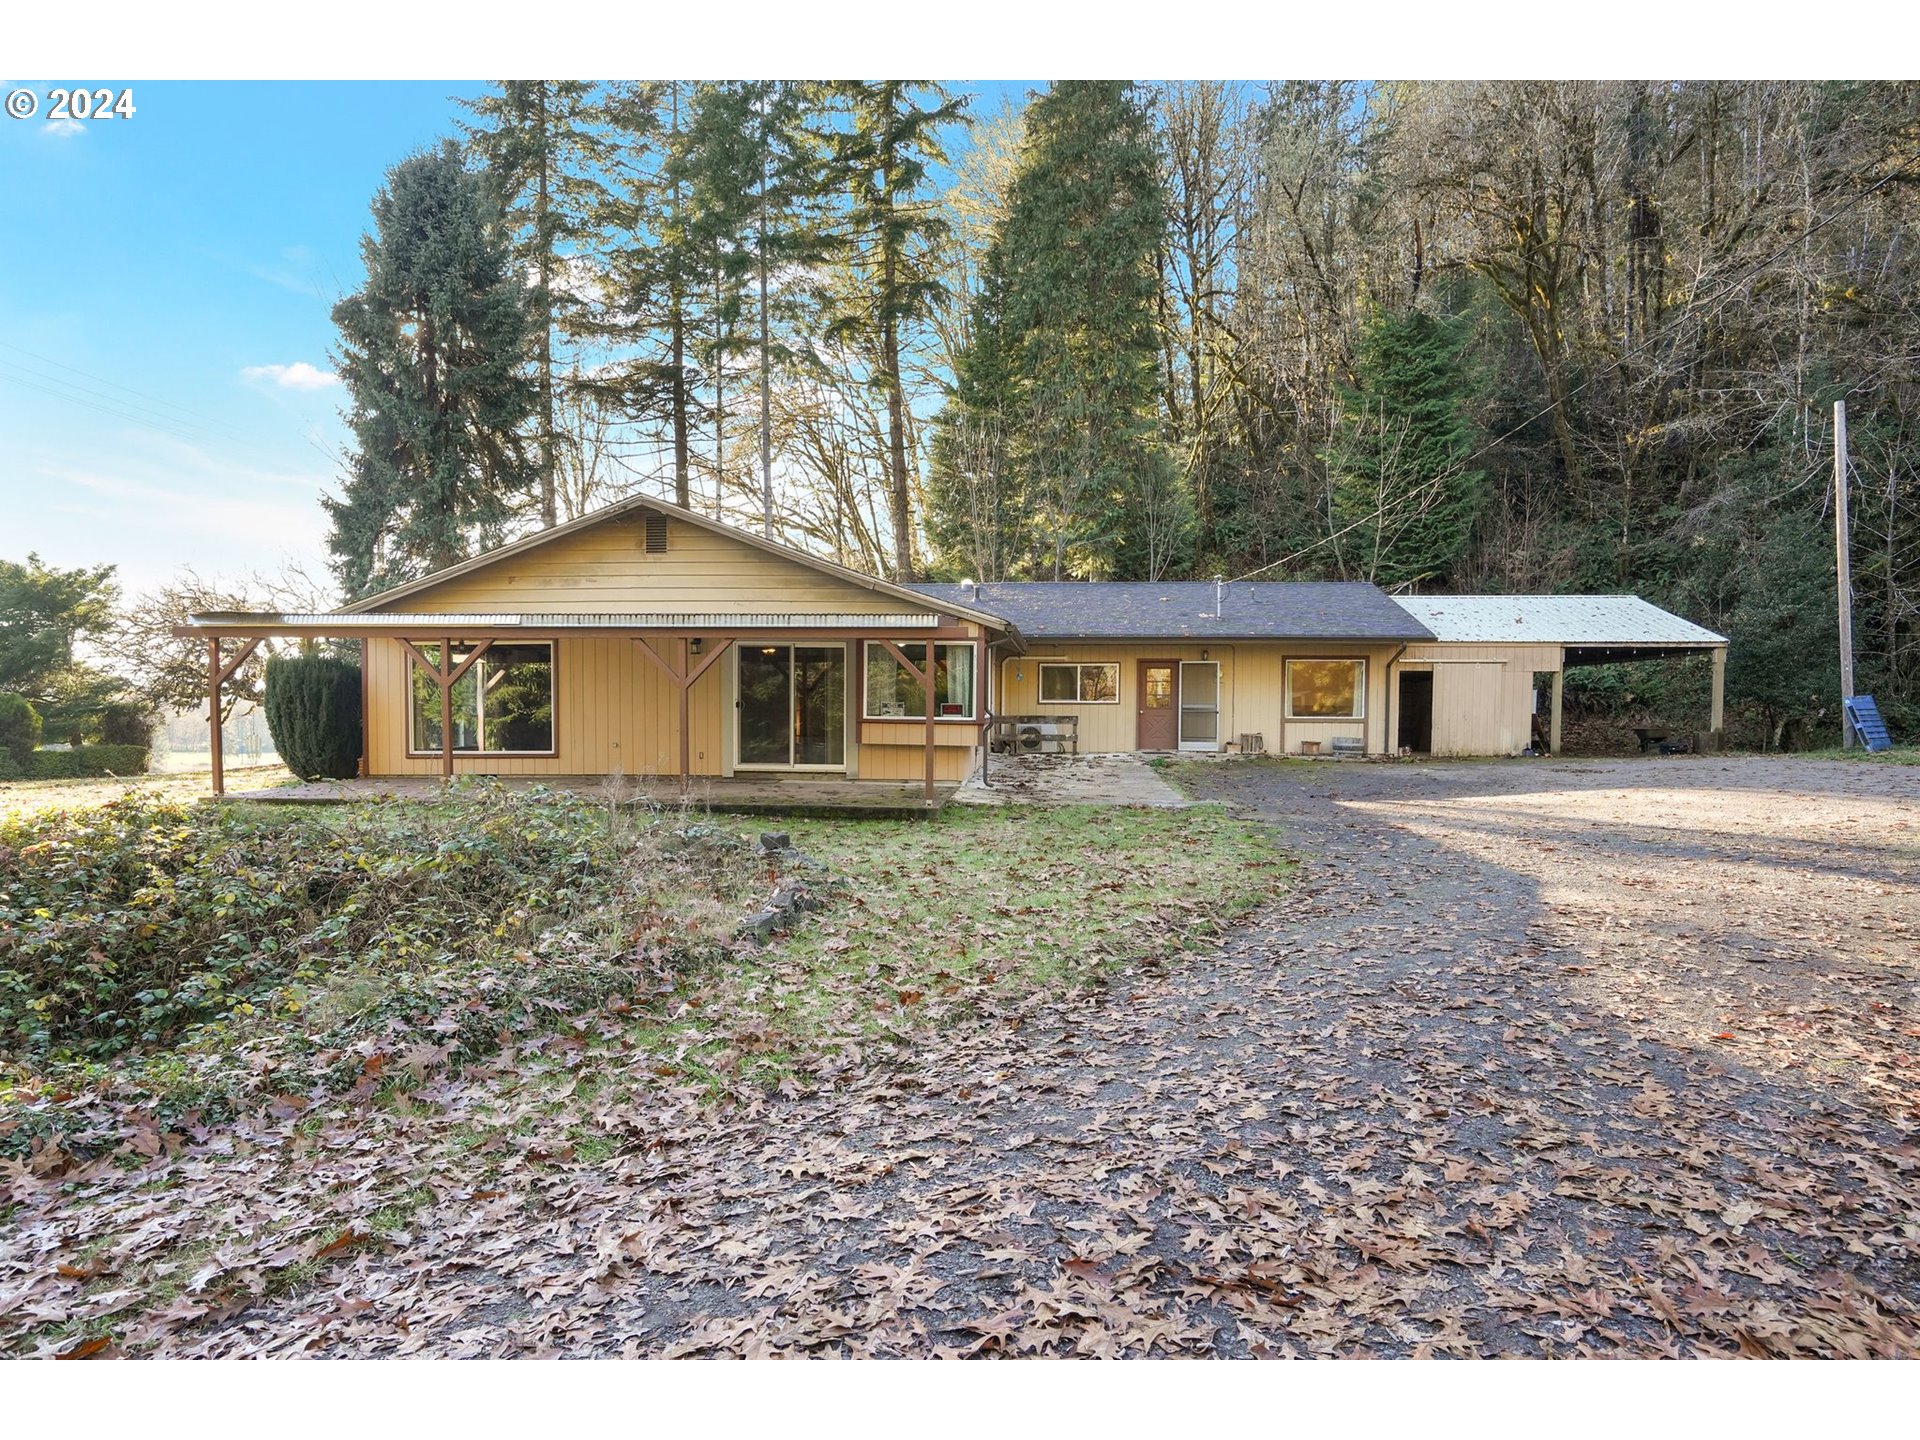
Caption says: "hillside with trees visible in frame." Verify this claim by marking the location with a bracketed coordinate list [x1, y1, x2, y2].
[9, 81, 1904, 752]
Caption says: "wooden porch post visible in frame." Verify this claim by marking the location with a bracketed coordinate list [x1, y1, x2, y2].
[633, 636, 734, 791]
[1710, 645, 1726, 741]
[1549, 665, 1565, 756]
[397, 638, 494, 784]
[878, 637, 938, 806]
[206, 636, 261, 798]
[924, 636, 936, 805]
[440, 634, 454, 778]
[209, 637, 224, 798]
[677, 637, 693, 783]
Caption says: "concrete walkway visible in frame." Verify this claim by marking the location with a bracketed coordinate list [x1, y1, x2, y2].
[955, 751, 1194, 808]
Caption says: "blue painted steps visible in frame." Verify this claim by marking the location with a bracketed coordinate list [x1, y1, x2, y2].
[1844, 695, 1894, 753]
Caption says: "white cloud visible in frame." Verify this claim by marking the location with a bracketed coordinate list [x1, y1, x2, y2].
[242, 361, 339, 392]
[42, 118, 83, 138]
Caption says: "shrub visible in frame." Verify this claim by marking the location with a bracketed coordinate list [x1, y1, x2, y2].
[25, 744, 149, 779]
[0, 694, 42, 770]
[264, 654, 362, 780]
[99, 702, 154, 748]
[0, 786, 759, 1066]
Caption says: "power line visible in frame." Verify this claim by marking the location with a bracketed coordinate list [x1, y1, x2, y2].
[0, 338, 215, 427]
[1231, 147, 1920, 583]
[0, 357, 224, 442]
[0, 367, 218, 450]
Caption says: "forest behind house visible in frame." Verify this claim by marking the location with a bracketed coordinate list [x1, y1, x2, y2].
[10, 81, 1919, 751]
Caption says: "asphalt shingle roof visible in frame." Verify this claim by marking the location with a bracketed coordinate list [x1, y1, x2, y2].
[906, 581, 1435, 642]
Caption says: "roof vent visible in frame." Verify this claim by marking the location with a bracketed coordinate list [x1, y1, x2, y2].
[1214, 574, 1225, 618]
[644, 512, 668, 554]
[960, 578, 977, 599]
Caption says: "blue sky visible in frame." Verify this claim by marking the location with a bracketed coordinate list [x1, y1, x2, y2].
[1, 80, 1031, 596]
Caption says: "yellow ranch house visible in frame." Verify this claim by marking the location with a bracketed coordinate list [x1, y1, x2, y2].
[181, 495, 1728, 797]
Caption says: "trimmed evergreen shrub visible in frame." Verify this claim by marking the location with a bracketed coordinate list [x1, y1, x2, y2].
[0, 694, 41, 771]
[26, 745, 150, 779]
[263, 655, 362, 780]
[99, 702, 155, 748]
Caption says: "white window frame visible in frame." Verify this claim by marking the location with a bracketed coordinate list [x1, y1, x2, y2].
[1036, 661, 1122, 705]
[1285, 658, 1367, 721]
[860, 640, 980, 721]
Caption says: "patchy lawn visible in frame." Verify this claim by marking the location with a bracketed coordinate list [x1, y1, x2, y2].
[0, 791, 1280, 1357]
[0, 764, 292, 822]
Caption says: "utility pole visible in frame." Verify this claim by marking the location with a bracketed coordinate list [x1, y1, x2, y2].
[758, 86, 774, 540]
[1835, 399, 1856, 748]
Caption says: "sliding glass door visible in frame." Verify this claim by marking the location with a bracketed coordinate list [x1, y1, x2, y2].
[736, 644, 847, 769]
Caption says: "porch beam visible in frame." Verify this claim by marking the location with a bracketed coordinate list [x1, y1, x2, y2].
[631, 635, 685, 684]
[208, 638, 224, 798]
[440, 636, 454, 779]
[214, 637, 261, 690]
[174, 623, 983, 642]
[205, 636, 263, 798]
[923, 636, 936, 805]
[631, 636, 732, 789]
[443, 637, 494, 689]
[879, 638, 938, 806]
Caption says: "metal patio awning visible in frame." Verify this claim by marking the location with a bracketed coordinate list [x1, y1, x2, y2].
[176, 610, 950, 638]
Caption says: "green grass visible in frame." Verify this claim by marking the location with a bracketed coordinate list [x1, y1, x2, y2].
[1794, 744, 1920, 765]
[616, 802, 1288, 1093]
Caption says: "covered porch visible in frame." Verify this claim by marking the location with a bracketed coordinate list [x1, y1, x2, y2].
[176, 609, 1000, 808]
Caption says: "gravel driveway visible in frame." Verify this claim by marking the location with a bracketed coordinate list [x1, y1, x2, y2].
[37, 756, 1919, 1358]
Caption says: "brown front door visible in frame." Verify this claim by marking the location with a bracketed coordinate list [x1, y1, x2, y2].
[1137, 661, 1178, 750]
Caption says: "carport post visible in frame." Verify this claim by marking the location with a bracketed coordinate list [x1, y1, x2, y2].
[1549, 667, 1564, 756]
[1710, 646, 1726, 739]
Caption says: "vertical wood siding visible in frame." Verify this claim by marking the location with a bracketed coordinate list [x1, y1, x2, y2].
[365, 635, 725, 778]
[1394, 643, 1561, 756]
[992, 642, 1403, 756]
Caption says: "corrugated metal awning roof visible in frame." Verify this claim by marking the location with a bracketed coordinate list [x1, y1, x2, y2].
[1393, 595, 1726, 646]
[186, 611, 946, 631]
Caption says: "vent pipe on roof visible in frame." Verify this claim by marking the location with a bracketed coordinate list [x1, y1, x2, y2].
[960, 578, 976, 601]
[1214, 574, 1225, 619]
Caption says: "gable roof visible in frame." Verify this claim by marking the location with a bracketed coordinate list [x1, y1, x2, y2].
[905, 581, 1434, 642]
[1393, 594, 1726, 647]
[335, 493, 1016, 633]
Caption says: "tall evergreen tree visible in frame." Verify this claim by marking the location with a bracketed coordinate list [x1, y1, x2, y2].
[934, 82, 1178, 579]
[588, 81, 755, 513]
[1326, 308, 1485, 588]
[460, 81, 605, 529]
[823, 82, 967, 580]
[325, 142, 537, 600]
[927, 252, 1023, 580]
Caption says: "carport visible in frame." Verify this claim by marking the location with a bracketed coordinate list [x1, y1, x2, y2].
[1390, 595, 1728, 756]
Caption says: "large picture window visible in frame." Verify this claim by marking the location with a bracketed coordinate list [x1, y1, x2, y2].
[863, 641, 977, 719]
[1038, 662, 1120, 704]
[1286, 659, 1365, 719]
[409, 642, 555, 754]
